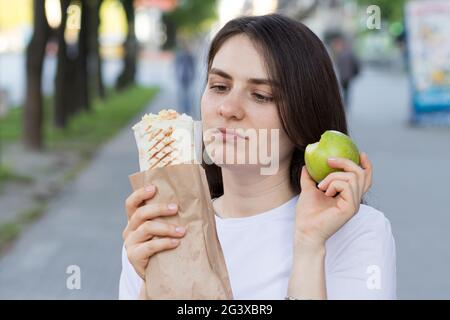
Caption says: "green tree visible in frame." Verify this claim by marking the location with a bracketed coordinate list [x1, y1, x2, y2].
[115, 0, 137, 90]
[162, 0, 217, 49]
[86, 0, 105, 99]
[54, 0, 82, 128]
[23, 0, 51, 150]
[354, 0, 408, 24]
[54, 0, 104, 128]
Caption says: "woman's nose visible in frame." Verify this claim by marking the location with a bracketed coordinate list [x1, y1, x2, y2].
[217, 93, 244, 120]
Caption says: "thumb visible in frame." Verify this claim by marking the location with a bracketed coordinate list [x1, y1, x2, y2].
[300, 165, 317, 191]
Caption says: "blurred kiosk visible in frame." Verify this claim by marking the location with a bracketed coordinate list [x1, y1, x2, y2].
[406, 1, 450, 125]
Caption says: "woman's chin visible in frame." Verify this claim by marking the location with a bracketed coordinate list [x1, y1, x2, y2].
[208, 153, 263, 172]
[215, 163, 264, 174]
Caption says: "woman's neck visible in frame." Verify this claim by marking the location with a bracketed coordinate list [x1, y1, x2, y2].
[213, 164, 297, 219]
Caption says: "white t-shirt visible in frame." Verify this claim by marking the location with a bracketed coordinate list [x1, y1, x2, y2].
[119, 195, 396, 299]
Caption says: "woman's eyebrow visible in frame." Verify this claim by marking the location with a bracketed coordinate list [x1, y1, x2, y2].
[248, 78, 277, 87]
[209, 67, 278, 87]
[209, 68, 232, 79]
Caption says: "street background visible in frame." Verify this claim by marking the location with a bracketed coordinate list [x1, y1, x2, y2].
[0, 0, 449, 299]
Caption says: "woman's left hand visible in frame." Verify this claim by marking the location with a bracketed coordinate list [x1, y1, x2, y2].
[294, 152, 373, 250]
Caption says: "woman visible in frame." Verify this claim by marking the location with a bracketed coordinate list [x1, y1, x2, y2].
[120, 14, 396, 300]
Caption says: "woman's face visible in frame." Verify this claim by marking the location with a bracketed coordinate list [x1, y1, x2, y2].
[201, 34, 294, 175]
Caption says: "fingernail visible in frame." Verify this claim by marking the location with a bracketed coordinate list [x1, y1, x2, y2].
[168, 203, 178, 211]
[328, 157, 337, 162]
[317, 181, 324, 188]
[145, 185, 155, 192]
[171, 239, 179, 245]
[175, 226, 185, 234]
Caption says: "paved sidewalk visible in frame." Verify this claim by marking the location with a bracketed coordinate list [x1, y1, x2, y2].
[348, 67, 450, 299]
[0, 88, 176, 299]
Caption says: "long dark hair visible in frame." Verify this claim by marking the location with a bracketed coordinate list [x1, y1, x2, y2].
[202, 14, 348, 199]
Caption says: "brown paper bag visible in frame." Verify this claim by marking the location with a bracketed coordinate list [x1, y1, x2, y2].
[129, 163, 233, 299]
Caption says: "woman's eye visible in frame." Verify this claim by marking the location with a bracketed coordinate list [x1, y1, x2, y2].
[252, 93, 274, 103]
[209, 85, 228, 93]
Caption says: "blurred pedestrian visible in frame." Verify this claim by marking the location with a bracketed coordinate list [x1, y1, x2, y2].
[326, 32, 361, 109]
[174, 41, 196, 115]
[394, 27, 409, 71]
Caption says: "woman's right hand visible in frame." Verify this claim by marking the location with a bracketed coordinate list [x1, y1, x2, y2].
[122, 185, 187, 279]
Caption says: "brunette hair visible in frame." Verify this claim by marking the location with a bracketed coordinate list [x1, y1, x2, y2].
[202, 14, 348, 198]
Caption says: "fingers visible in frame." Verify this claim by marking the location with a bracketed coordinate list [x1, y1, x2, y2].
[324, 180, 358, 214]
[125, 185, 157, 220]
[318, 171, 359, 204]
[126, 237, 181, 279]
[359, 152, 373, 193]
[327, 157, 364, 177]
[135, 237, 181, 261]
[126, 220, 186, 245]
[127, 202, 179, 233]
[300, 166, 317, 191]
[324, 179, 350, 198]
[317, 171, 358, 193]
[327, 153, 372, 195]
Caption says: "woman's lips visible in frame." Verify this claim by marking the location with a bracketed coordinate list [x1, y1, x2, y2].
[217, 127, 249, 141]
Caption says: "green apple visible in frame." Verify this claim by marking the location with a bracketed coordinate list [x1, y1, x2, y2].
[304, 130, 360, 183]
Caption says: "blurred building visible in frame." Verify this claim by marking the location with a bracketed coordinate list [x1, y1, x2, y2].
[214, 0, 360, 41]
[277, 0, 359, 39]
[0, 0, 32, 53]
[134, 0, 177, 50]
[217, 0, 278, 28]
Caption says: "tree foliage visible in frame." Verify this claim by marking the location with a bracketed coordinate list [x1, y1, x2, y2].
[354, 0, 408, 23]
[163, 0, 217, 37]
